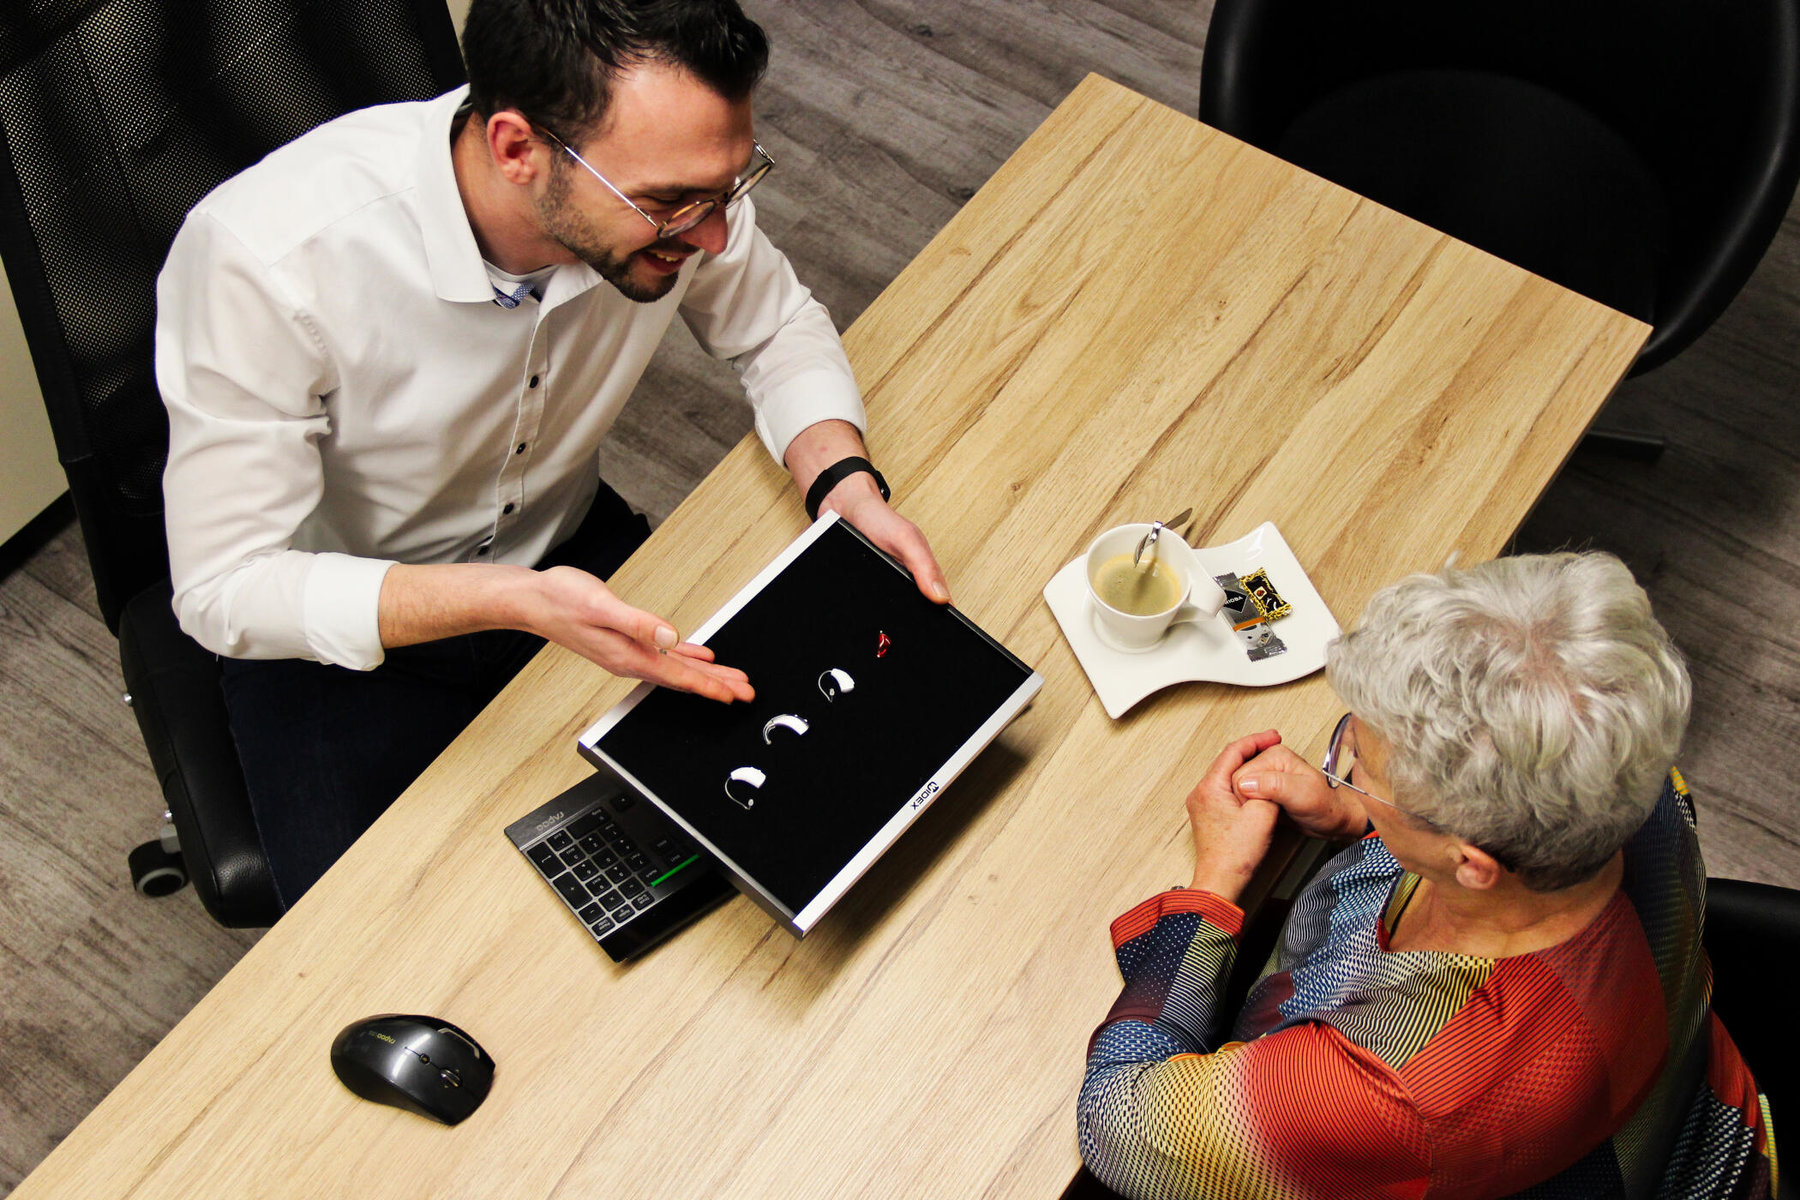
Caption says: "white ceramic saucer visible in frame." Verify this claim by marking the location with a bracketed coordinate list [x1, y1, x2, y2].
[1043, 521, 1341, 718]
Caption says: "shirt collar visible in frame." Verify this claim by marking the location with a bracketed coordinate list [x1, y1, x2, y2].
[413, 86, 509, 303]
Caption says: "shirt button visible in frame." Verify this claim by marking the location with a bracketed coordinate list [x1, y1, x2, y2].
[503, 503, 515, 515]
[515, 443, 527, 455]
[529, 374, 541, 388]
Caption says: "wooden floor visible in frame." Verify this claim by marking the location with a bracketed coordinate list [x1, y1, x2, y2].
[2, 0, 1796, 1189]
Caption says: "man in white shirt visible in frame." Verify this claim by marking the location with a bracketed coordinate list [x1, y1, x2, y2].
[155, 0, 947, 909]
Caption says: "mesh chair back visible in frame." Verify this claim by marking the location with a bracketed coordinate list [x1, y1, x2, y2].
[0, 0, 464, 630]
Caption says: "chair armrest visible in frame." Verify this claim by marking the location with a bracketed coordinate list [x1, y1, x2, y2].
[118, 581, 281, 927]
[1704, 876, 1798, 1165]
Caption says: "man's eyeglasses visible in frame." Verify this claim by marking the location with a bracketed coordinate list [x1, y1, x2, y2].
[1320, 711, 1518, 871]
[537, 126, 774, 238]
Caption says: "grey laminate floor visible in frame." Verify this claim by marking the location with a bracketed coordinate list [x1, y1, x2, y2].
[3, 1, 1796, 1190]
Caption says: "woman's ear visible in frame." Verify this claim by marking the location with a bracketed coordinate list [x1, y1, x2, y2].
[1450, 841, 1506, 892]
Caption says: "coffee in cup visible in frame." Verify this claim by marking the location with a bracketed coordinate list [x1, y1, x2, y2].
[1091, 551, 1186, 616]
[1084, 523, 1227, 651]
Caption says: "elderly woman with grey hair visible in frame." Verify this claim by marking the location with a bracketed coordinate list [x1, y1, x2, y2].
[1078, 552, 1776, 1200]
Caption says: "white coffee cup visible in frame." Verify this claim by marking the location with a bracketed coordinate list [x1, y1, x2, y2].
[1084, 523, 1227, 652]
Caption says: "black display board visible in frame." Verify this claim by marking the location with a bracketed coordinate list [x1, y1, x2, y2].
[579, 516, 1041, 934]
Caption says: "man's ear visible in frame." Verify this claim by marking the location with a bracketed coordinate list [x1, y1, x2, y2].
[487, 111, 542, 185]
[1450, 842, 1505, 891]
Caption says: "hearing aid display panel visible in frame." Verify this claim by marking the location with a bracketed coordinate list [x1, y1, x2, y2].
[579, 514, 1042, 937]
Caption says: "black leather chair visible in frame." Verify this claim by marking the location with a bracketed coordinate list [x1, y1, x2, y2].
[1199, 0, 1800, 385]
[0, 0, 466, 926]
[1704, 877, 1795, 1194]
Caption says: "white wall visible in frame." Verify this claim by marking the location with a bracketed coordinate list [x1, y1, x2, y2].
[0, 256, 65, 544]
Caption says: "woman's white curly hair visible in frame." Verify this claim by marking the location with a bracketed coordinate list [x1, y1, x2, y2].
[1327, 552, 1690, 891]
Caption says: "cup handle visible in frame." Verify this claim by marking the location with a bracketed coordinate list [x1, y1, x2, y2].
[1171, 573, 1227, 625]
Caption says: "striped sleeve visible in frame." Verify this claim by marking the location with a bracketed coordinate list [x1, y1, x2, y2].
[1079, 892, 1432, 1200]
[1096, 889, 1246, 1052]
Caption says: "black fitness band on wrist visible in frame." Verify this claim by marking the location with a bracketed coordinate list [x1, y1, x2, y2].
[805, 456, 890, 520]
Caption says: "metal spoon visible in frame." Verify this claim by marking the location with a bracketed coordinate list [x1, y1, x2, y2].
[1133, 506, 1193, 567]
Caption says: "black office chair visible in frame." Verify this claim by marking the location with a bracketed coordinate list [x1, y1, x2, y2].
[1703, 877, 1795, 1196]
[0, 0, 466, 926]
[1199, 0, 1800, 394]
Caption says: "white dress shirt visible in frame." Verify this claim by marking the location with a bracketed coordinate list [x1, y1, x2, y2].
[156, 86, 864, 670]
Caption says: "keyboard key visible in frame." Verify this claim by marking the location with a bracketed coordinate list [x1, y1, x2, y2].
[604, 863, 631, 884]
[572, 860, 600, 882]
[577, 902, 602, 923]
[595, 847, 618, 867]
[626, 852, 651, 872]
[591, 914, 615, 935]
[612, 793, 636, 812]
[546, 830, 575, 852]
[568, 813, 604, 839]
[603, 890, 632, 914]
[630, 893, 654, 911]
[554, 876, 588, 907]
[577, 833, 607, 857]
[621, 877, 645, 898]
[526, 843, 558, 869]
[651, 837, 679, 859]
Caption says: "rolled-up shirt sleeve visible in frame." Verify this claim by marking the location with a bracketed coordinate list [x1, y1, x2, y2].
[156, 211, 394, 669]
[678, 195, 865, 465]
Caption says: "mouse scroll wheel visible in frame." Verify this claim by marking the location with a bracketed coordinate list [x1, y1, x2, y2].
[439, 1068, 462, 1088]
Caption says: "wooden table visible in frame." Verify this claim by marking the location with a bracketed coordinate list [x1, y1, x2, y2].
[12, 75, 1647, 1200]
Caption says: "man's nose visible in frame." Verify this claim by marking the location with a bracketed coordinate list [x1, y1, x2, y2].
[676, 206, 729, 255]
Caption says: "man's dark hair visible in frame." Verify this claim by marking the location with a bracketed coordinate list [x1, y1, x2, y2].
[462, 0, 769, 139]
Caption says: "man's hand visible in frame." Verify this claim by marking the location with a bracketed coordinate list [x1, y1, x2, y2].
[1229, 734, 1368, 841]
[818, 472, 951, 604]
[784, 419, 950, 605]
[1185, 730, 1284, 902]
[517, 566, 754, 703]
[378, 562, 753, 704]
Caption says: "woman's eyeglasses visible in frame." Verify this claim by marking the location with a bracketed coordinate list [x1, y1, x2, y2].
[1321, 712, 1518, 870]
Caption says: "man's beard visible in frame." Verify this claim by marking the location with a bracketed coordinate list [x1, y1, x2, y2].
[537, 160, 683, 304]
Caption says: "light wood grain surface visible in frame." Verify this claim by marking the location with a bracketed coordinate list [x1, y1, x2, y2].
[8, 76, 1647, 1200]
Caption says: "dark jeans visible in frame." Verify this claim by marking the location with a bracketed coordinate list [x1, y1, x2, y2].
[222, 483, 651, 912]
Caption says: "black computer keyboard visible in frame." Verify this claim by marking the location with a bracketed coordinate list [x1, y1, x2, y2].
[505, 773, 733, 961]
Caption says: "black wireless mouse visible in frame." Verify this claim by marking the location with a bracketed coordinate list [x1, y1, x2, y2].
[329, 1013, 495, 1125]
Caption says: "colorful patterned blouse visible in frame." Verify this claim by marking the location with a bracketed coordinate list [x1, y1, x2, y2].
[1079, 773, 1776, 1199]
